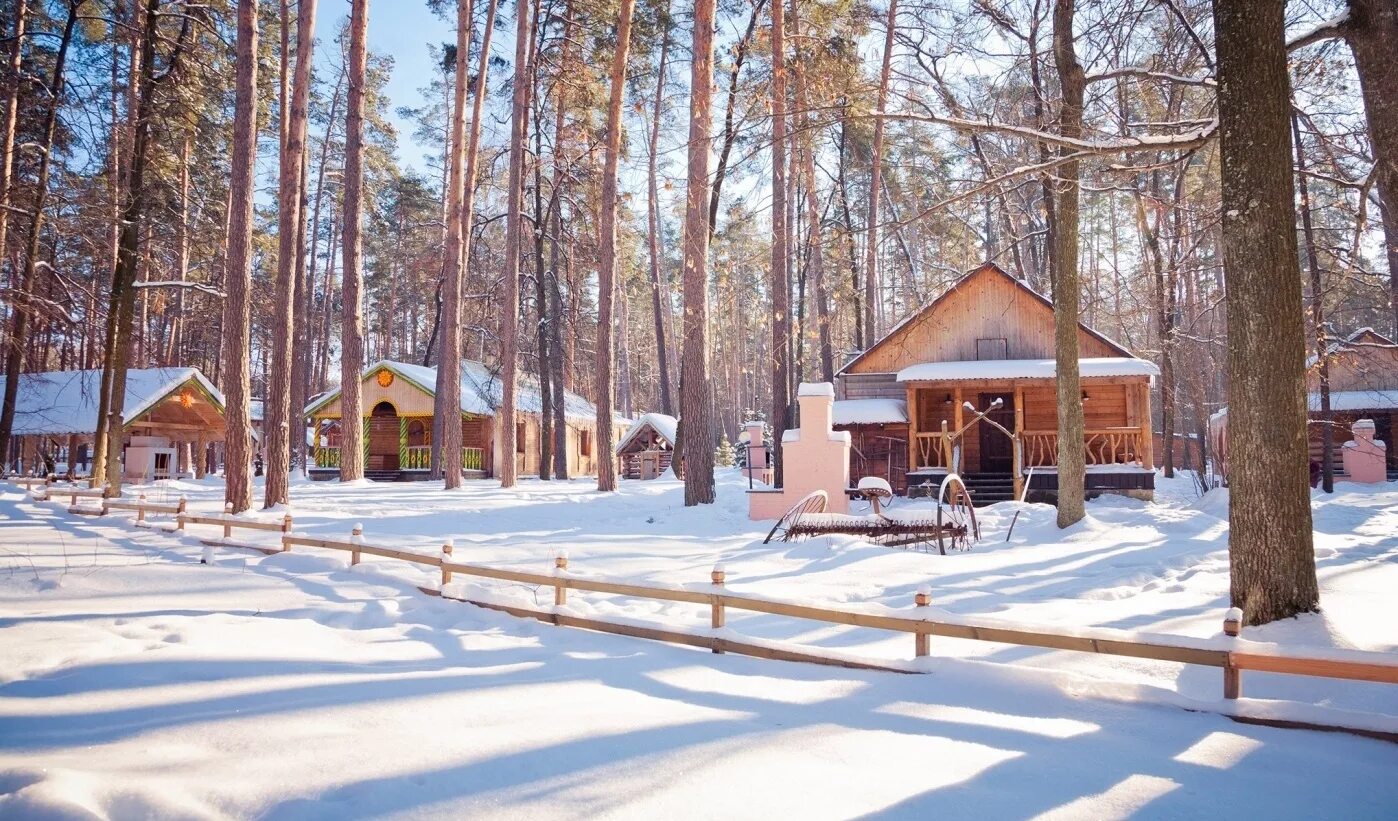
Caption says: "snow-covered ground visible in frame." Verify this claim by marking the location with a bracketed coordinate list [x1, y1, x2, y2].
[1, 471, 1396, 818]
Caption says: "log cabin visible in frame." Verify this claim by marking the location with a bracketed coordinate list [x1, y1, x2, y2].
[615, 412, 677, 480]
[1209, 328, 1398, 482]
[834, 262, 1160, 504]
[305, 360, 628, 481]
[0, 367, 226, 480]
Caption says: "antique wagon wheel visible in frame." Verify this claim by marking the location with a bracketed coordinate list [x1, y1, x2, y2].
[935, 474, 980, 555]
[763, 490, 829, 544]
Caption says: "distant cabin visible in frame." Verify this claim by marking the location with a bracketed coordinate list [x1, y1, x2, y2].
[1, 367, 226, 481]
[615, 413, 677, 479]
[305, 360, 629, 481]
[1209, 328, 1398, 481]
[833, 262, 1159, 503]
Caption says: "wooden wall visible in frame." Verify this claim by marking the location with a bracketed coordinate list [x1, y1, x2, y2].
[847, 266, 1126, 375]
[315, 371, 436, 419]
[1313, 336, 1398, 393]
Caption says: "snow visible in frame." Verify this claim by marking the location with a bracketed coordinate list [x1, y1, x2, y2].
[897, 357, 1160, 382]
[615, 412, 678, 454]
[307, 360, 597, 422]
[1309, 390, 1398, 412]
[0, 367, 222, 436]
[797, 382, 835, 397]
[833, 398, 908, 425]
[2, 472, 1398, 816]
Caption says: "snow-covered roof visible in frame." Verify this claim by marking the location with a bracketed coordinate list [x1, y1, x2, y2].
[897, 357, 1159, 382]
[798, 382, 835, 397]
[0, 367, 224, 436]
[615, 412, 678, 454]
[305, 360, 598, 423]
[1309, 390, 1398, 412]
[832, 398, 908, 426]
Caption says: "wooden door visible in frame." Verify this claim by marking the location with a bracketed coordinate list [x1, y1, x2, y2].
[978, 392, 1014, 474]
[368, 402, 400, 471]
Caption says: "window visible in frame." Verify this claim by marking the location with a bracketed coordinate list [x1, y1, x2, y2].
[516, 422, 527, 454]
[406, 419, 428, 446]
[579, 429, 592, 457]
[976, 338, 1008, 360]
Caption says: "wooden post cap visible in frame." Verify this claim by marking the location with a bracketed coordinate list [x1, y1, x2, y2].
[555, 554, 568, 570]
[1223, 607, 1243, 637]
[711, 564, 726, 585]
[352, 523, 364, 537]
[915, 584, 932, 607]
[224, 502, 233, 514]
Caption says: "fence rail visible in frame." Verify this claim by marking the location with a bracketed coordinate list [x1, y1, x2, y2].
[14, 480, 1398, 712]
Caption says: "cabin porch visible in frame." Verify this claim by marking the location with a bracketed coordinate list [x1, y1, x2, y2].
[309, 407, 490, 481]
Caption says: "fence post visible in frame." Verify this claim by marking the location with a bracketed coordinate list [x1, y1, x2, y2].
[554, 551, 569, 606]
[176, 496, 187, 530]
[711, 564, 726, 654]
[441, 539, 454, 589]
[1223, 607, 1242, 699]
[350, 523, 363, 566]
[914, 585, 932, 658]
[136, 493, 146, 523]
[281, 510, 294, 551]
[222, 502, 233, 540]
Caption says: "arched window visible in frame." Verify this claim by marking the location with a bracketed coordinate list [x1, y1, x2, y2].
[372, 401, 396, 417]
[406, 419, 428, 446]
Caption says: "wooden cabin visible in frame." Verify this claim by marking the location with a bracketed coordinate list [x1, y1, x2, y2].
[615, 413, 677, 479]
[1210, 328, 1398, 481]
[0, 367, 226, 480]
[834, 262, 1159, 503]
[305, 360, 627, 481]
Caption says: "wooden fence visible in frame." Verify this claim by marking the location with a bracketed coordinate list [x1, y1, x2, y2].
[13, 481, 1398, 717]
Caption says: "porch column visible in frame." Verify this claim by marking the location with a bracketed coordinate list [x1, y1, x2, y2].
[194, 433, 207, 479]
[952, 387, 964, 472]
[906, 385, 918, 472]
[1139, 381, 1154, 468]
[1013, 386, 1025, 499]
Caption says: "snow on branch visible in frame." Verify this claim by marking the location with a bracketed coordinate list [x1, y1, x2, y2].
[132, 280, 225, 297]
[1287, 11, 1350, 51]
[879, 110, 1217, 155]
[1085, 67, 1216, 88]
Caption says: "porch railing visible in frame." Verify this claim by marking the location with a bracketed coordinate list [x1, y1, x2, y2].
[912, 432, 956, 472]
[402, 446, 431, 471]
[1022, 428, 1145, 468]
[314, 446, 341, 469]
[463, 447, 484, 472]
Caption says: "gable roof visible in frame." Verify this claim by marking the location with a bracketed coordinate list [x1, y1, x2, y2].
[615, 412, 678, 454]
[837, 262, 1137, 375]
[304, 359, 599, 423]
[1307, 327, 1396, 369]
[0, 367, 224, 436]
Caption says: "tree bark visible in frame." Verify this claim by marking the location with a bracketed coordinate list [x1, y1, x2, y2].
[338, 0, 369, 483]
[0, 0, 77, 469]
[432, 0, 473, 487]
[1214, 0, 1319, 624]
[1051, 0, 1086, 528]
[681, 0, 717, 505]
[645, 7, 674, 416]
[265, 0, 317, 507]
[222, 0, 259, 508]
[499, 0, 533, 487]
[0, 0, 26, 295]
[769, 0, 791, 486]
[595, 0, 637, 492]
[1293, 110, 1333, 493]
[863, 0, 897, 343]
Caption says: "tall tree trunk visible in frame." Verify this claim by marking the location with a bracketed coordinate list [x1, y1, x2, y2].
[1293, 110, 1333, 493]
[681, 0, 716, 505]
[433, 0, 473, 487]
[863, 0, 897, 343]
[338, 0, 369, 483]
[265, 0, 317, 507]
[0, 1, 77, 469]
[0, 0, 26, 291]
[595, 0, 637, 492]
[1214, 0, 1318, 624]
[290, 149, 311, 475]
[1342, 0, 1398, 336]
[769, 0, 791, 486]
[499, 0, 532, 487]
[221, 0, 259, 509]
[547, 0, 575, 478]
[791, 0, 832, 382]
[645, 8, 674, 415]
[1051, 0, 1086, 528]
[530, 17, 552, 481]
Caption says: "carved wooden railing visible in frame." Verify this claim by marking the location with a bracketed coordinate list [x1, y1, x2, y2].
[1022, 428, 1145, 468]
[463, 447, 485, 471]
[314, 446, 341, 469]
[913, 432, 956, 471]
[402, 446, 431, 471]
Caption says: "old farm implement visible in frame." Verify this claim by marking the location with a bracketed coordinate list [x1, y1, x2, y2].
[763, 474, 980, 555]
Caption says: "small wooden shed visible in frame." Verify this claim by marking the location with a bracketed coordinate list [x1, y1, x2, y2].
[616, 413, 677, 479]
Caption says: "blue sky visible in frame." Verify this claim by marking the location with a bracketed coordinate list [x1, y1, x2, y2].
[313, 0, 456, 173]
